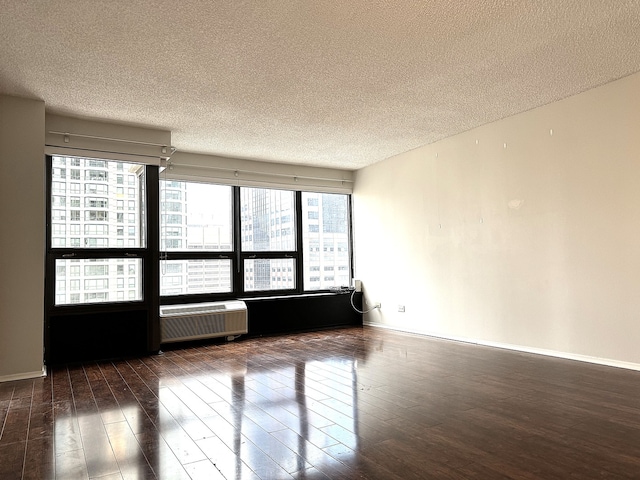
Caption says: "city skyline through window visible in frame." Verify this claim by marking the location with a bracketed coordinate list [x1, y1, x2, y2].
[50, 156, 144, 305]
[49, 156, 352, 306]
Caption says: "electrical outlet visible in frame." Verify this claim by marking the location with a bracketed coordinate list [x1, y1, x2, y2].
[375, 302, 381, 309]
[398, 305, 405, 312]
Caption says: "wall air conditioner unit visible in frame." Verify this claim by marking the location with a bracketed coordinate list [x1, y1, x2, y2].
[160, 300, 248, 343]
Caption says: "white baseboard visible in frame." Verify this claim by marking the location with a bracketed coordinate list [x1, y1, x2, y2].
[364, 321, 640, 372]
[0, 366, 47, 383]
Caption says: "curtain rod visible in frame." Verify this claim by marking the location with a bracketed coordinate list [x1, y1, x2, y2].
[167, 161, 354, 184]
[48, 130, 171, 152]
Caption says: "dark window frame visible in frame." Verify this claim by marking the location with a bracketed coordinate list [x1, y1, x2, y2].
[46, 156, 352, 310]
[44, 155, 157, 314]
[159, 183, 353, 305]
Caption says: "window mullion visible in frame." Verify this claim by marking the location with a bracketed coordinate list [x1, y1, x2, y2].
[295, 190, 303, 294]
[233, 185, 242, 294]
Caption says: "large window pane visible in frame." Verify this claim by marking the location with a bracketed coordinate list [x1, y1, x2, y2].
[54, 258, 142, 305]
[240, 188, 295, 251]
[160, 259, 232, 295]
[160, 181, 233, 251]
[302, 193, 350, 290]
[50, 156, 145, 248]
[244, 258, 295, 292]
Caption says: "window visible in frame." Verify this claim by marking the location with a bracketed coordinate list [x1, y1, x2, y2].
[85, 170, 108, 181]
[160, 259, 232, 295]
[161, 181, 232, 251]
[241, 187, 295, 252]
[239, 187, 297, 293]
[52, 182, 66, 193]
[84, 278, 108, 290]
[302, 192, 350, 290]
[84, 292, 109, 302]
[49, 156, 146, 305]
[84, 225, 108, 235]
[52, 210, 66, 221]
[160, 181, 233, 296]
[85, 184, 108, 195]
[84, 265, 108, 276]
[85, 197, 108, 208]
[85, 211, 108, 222]
[57, 164, 350, 308]
[53, 258, 142, 305]
[158, 180, 350, 298]
[244, 258, 295, 291]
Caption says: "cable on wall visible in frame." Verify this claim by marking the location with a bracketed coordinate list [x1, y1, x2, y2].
[349, 289, 380, 314]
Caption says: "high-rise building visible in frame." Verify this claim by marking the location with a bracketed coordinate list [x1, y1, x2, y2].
[51, 156, 143, 304]
[52, 164, 351, 304]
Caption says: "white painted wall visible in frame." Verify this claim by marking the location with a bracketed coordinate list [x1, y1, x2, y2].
[353, 72, 640, 367]
[0, 95, 46, 381]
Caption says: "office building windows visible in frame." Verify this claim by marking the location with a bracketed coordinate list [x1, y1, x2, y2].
[160, 181, 351, 298]
[48, 156, 351, 308]
[301, 192, 350, 290]
[160, 181, 233, 296]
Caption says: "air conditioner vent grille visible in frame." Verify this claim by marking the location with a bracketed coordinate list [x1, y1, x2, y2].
[160, 301, 247, 343]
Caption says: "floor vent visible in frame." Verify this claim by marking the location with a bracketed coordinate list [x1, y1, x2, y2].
[160, 300, 247, 343]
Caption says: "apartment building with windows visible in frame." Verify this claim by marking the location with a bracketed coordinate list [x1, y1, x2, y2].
[51, 156, 144, 305]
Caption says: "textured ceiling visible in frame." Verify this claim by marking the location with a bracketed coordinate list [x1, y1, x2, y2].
[1, 1, 640, 170]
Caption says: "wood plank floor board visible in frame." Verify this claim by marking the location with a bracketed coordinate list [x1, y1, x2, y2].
[0, 440, 27, 480]
[0, 396, 31, 447]
[97, 362, 152, 436]
[23, 434, 55, 480]
[103, 420, 157, 480]
[3, 326, 640, 478]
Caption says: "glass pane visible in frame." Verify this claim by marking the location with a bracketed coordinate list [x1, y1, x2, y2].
[240, 187, 295, 252]
[160, 181, 233, 251]
[244, 258, 295, 292]
[50, 156, 145, 248]
[302, 192, 350, 290]
[160, 259, 232, 295]
[54, 258, 142, 305]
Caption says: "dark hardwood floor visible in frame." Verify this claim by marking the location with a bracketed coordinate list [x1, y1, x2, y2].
[2, 326, 640, 479]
